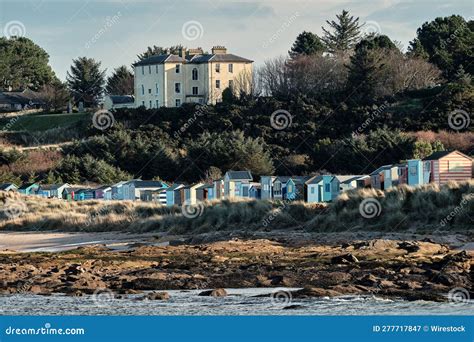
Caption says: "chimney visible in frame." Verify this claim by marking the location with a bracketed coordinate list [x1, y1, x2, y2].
[211, 46, 227, 54]
[186, 47, 204, 57]
[178, 47, 187, 58]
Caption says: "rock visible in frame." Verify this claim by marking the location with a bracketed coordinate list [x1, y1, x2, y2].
[291, 286, 341, 298]
[331, 253, 359, 264]
[146, 291, 170, 300]
[198, 288, 227, 297]
[398, 242, 420, 253]
[357, 274, 379, 287]
[283, 305, 305, 310]
[64, 264, 84, 276]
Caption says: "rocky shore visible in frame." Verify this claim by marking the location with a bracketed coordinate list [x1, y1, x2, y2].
[0, 238, 472, 302]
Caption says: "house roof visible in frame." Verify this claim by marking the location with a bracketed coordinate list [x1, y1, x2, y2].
[108, 95, 134, 104]
[274, 176, 291, 183]
[0, 183, 17, 190]
[18, 183, 38, 190]
[0, 89, 44, 105]
[188, 53, 253, 64]
[130, 180, 167, 188]
[39, 184, 68, 191]
[94, 185, 111, 191]
[167, 183, 186, 191]
[305, 175, 324, 185]
[423, 150, 472, 161]
[288, 176, 312, 185]
[369, 165, 394, 176]
[226, 170, 253, 181]
[182, 183, 204, 189]
[133, 54, 186, 66]
[334, 175, 367, 184]
[196, 183, 213, 190]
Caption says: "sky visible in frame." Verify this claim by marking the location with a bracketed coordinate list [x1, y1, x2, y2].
[0, 0, 472, 80]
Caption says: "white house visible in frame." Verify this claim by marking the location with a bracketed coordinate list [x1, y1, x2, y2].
[122, 180, 168, 201]
[133, 46, 253, 108]
[103, 95, 135, 110]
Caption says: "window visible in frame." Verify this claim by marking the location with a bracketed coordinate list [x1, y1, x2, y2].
[287, 184, 293, 192]
[215, 63, 220, 73]
[228, 63, 233, 73]
[155, 83, 159, 94]
[192, 68, 198, 80]
[175, 64, 180, 73]
[149, 100, 152, 108]
[448, 161, 463, 172]
[229, 80, 234, 89]
[216, 80, 220, 89]
[141, 85, 144, 95]
[192, 86, 198, 95]
[424, 161, 431, 172]
[325, 184, 330, 192]
[148, 88, 152, 94]
[175, 99, 181, 107]
[311, 187, 315, 194]
[142, 101, 145, 106]
[156, 100, 159, 108]
[149, 65, 152, 74]
[198, 98, 205, 104]
[175, 83, 181, 93]
[156, 65, 159, 73]
[409, 166, 417, 176]
[141, 66, 144, 75]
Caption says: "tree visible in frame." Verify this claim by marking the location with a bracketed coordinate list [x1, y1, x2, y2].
[408, 15, 474, 79]
[136, 45, 184, 61]
[105, 66, 134, 95]
[322, 10, 362, 54]
[66, 57, 106, 107]
[39, 80, 70, 112]
[0, 36, 55, 91]
[289, 31, 325, 58]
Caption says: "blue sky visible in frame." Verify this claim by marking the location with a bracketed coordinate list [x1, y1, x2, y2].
[1, 0, 472, 80]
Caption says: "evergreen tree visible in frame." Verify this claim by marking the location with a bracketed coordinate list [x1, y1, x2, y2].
[136, 45, 184, 61]
[289, 31, 325, 58]
[66, 57, 106, 107]
[105, 66, 134, 95]
[322, 10, 362, 54]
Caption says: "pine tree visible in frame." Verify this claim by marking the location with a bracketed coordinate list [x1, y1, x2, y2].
[105, 66, 134, 95]
[289, 31, 325, 58]
[66, 57, 106, 107]
[322, 10, 362, 54]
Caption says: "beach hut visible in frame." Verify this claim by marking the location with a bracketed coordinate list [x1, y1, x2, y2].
[423, 151, 473, 185]
[122, 180, 168, 201]
[285, 176, 310, 201]
[18, 183, 39, 195]
[196, 184, 214, 201]
[93, 186, 111, 200]
[248, 183, 261, 199]
[331, 175, 367, 200]
[272, 176, 290, 200]
[260, 176, 275, 200]
[111, 181, 128, 200]
[166, 183, 186, 206]
[213, 178, 224, 200]
[305, 175, 333, 203]
[183, 183, 204, 205]
[223, 171, 253, 198]
[38, 184, 70, 199]
[0, 183, 18, 192]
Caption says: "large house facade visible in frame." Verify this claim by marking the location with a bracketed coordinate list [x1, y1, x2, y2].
[133, 46, 253, 108]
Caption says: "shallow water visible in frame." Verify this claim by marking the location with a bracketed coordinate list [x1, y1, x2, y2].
[1, 288, 472, 315]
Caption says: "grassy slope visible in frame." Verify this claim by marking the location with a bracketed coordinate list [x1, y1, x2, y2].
[0, 113, 90, 132]
[0, 181, 472, 235]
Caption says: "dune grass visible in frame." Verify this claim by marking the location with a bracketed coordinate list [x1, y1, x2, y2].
[0, 181, 472, 234]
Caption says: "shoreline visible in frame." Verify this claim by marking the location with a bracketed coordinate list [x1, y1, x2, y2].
[0, 231, 471, 303]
